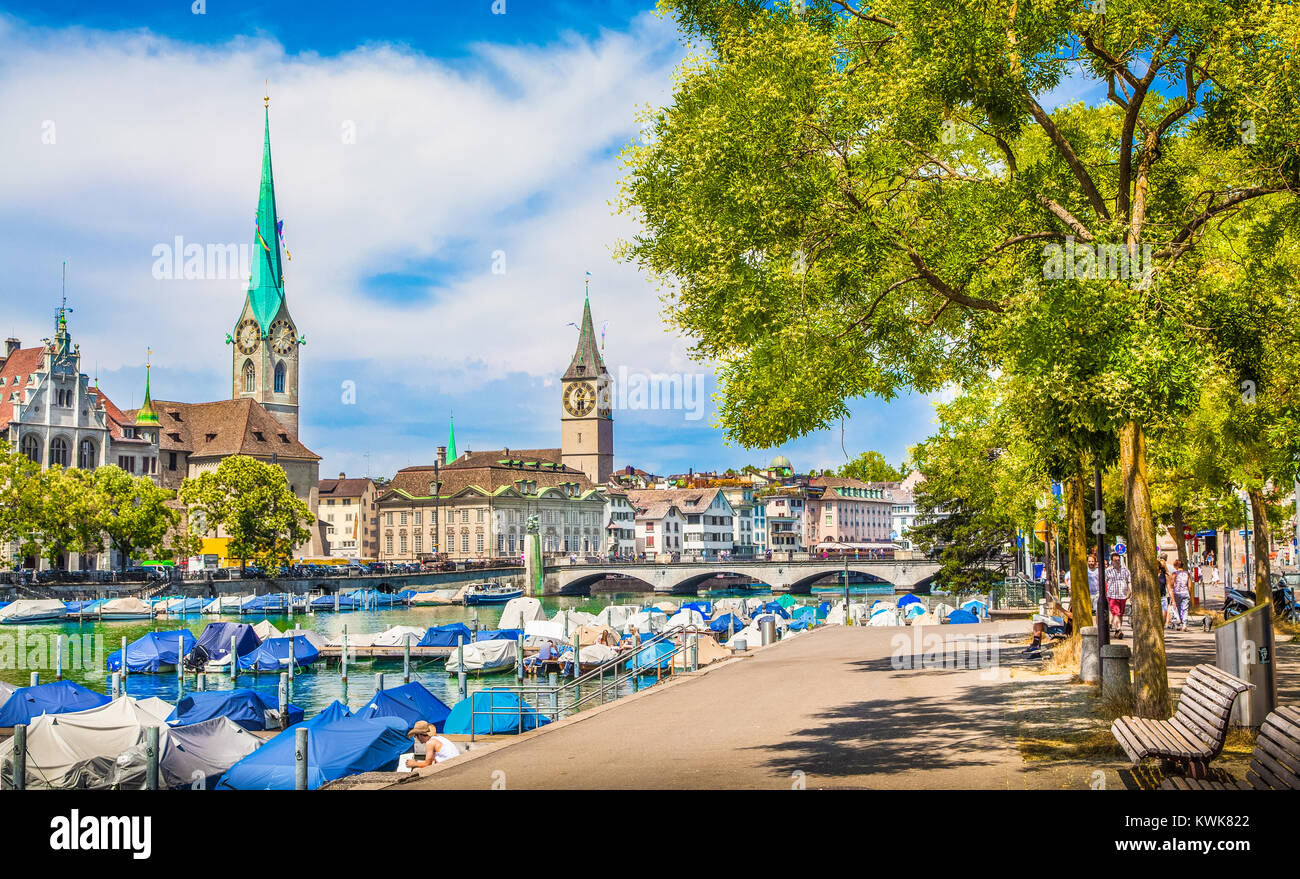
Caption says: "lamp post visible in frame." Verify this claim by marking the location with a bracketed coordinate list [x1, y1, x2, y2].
[1094, 461, 1110, 649]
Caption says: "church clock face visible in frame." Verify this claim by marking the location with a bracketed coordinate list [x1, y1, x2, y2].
[236, 318, 261, 355]
[270, 319, 296, 355]
[564, 381, 595, 417]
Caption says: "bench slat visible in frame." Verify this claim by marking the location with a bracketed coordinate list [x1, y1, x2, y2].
[1174, 692, 1225, 741]
[1166, 718, 1215, 757]
[1111, 719, 1146, 764]
[1139, 717, 1196, 759]
[1252, 737, 1299, 789]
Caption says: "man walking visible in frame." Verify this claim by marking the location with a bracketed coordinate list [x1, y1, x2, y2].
[1106, 553, 1132, 638]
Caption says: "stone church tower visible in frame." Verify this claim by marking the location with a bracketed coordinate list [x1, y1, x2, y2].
[230, 98, 301, 436]
[560, 289, 613, 483]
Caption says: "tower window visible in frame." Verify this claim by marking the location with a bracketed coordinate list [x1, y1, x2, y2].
[243, 360, 256, 392]
[274, 361, 286, 393]
[21, 434, 40, 463]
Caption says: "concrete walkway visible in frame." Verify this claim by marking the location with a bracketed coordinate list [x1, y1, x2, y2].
[399, 623, 1035, 790]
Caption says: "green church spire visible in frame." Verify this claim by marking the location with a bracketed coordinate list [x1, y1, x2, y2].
[245, 97, 285, 334]
[563, 275, 605, 381]
[137, 348, 159, 425]
[447, 415, 457, 463]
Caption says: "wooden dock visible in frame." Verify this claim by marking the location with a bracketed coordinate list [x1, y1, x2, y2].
[318, 645, 453, 662]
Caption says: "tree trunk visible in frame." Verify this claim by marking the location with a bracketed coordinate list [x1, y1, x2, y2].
[1066, 473, 1094, 632]
[1120, 420, 1171, 718]
[1248, 488, 1272, 611]
[1170, 506, 1189, 571]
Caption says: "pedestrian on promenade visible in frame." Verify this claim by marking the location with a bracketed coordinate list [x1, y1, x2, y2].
[1106, 553, 1131, 638]
[1170, 559, 1192, 632]
[1158, 554, 1171, 628]
[1086, 554, 1100, 618]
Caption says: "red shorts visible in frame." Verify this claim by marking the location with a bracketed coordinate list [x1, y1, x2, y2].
[1108, 598, 1127, 616]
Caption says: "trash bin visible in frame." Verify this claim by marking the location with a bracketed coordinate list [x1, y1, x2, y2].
[1213, 605, 1277, 727]
[760, 618, 777, 646]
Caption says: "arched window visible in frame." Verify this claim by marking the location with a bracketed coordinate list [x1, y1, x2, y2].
[78, 438, 96, 469]
[243, 360, 256, 393]
[20, 434, 40, 464]
[273, 361, 286, 394]
[50, 437, 69, 467]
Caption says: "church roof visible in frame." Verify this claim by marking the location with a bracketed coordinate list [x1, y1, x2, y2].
[563, 294, 606, 381]
[626, 487, 729, 516]
[121, 398, 319, 461]
[243, 107, 286, 334]
[319, 476, 374, 498]
[382, 452, 596, 501]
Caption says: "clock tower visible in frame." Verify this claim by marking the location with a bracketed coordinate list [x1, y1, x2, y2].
[561, 288, 613, 484]
[230, 97, 301, 436]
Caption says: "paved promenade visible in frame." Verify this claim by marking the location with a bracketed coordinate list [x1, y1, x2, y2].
[399, 622, 1037, 790]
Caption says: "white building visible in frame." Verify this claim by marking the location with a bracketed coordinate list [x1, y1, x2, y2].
[633, 500, 685, 559]
[628, 488, 735, 560]
[603, 490, 636, 559]
[0, 314, 161, 571]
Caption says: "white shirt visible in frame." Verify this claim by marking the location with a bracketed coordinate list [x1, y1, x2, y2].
[1106, 565, 1131, 600]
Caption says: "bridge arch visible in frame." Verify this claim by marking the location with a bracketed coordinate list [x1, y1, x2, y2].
[665, 570, 770, 595]
[555, 572, 656, 597]
[786, 568, 895, 595]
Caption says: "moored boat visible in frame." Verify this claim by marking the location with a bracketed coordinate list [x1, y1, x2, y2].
[463, 581, 524, 605]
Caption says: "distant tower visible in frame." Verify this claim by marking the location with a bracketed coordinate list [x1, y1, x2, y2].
[447, 415, 458, 463]
[560, 282, 613, 483]
[230, 91, 301, 436]
[137, 349, 159, 425]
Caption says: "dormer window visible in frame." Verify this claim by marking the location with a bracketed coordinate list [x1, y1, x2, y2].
[168, 411, 182, 422]
[253, 431, 266, 442]
[123, 427, 135, 439]
[278, 433, 290, 443]
[205, 433, 217, 442]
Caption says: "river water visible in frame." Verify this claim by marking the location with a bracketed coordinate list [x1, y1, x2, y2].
[0, 588, 886, 719]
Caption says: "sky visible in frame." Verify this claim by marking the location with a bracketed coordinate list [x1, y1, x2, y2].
[0, 2, 1103, 481]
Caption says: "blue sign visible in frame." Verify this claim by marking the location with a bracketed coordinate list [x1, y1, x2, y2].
[1114, 541, 1127, 556]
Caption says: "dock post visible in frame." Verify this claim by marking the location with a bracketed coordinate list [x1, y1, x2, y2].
[340, 625, 349, 684]
[29, 671, 38, 687]
[121, 636, 128, 683]
[12, 724, 26, 790]
[572, 631, 580, 679]
[471, 610, 479, 637]
[278, 673, 290, 730]
[548, 671, 558, 714]
[690, 634, 698, 672]
[144, 726, 159, 790]
[55, 634, 63, 681]
[294, 727, 309, 790]
[230, 635, 238, 681]
[334, 591, 339, 613]
[403, 634, 411, 684]
[516, 634, 524, 681]
[457, 636, 467, 700]
[111, 671, 121, 698]
[177, 633, 185, 689]
[288, 637, 296, 680]
[375, 672, 384, 692]
[197, 673, 205, 692]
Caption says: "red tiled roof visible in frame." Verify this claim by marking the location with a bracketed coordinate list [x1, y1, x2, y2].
[0, 346, 47, 431]
[120, 398, 319, 460]
[319, 477, 374, 498]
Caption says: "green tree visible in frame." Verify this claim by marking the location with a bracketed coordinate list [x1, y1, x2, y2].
[178, 456, 313, 576]
[620, 0, 1300, 717]
[836, 451, 909, 483]
[0, 442, 40, 567]
[27, 467, 101, 570]
[89, 466, 182, 573]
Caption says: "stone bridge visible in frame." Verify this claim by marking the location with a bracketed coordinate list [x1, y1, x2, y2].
[545, 559, 943, 596]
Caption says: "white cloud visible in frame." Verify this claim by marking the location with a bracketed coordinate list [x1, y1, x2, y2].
[0, 12, 690, 387]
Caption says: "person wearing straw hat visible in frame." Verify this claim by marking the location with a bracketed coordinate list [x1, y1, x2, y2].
[405, 720, 460, 769]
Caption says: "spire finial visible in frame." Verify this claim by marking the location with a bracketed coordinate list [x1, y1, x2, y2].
[264, 80, 269, 108]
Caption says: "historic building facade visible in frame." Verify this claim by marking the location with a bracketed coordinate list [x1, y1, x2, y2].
[318, 473, 379, 559]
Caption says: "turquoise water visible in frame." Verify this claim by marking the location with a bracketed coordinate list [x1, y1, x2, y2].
[0, 588, 864, 719]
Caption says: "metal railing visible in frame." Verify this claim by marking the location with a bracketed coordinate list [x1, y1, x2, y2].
[463, 624, 713, 740]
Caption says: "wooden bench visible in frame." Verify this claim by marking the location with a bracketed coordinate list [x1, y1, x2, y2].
[1111, 664, 1253, 779]
[1160, 705, 1300, 790]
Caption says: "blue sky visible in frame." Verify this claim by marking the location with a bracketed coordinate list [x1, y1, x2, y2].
[0, 1, 1071, 480]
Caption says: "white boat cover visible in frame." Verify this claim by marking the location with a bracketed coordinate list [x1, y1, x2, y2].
[867, 606, 904, 627]
[712, 598, 750, 617]
[203, 595, 247, 613]
[100, 597, 152, 616]
[909, 611, 941, 626]
[524, 620, 568, 642]
[743, 597, 768, 614]
[558, 643, 620, 666]
[497, 597, 546, 630]
[623, 611, 668, 635]
[665, 609, 706, 630]
[933, 603, 956, 620]
[252, 619, 283, 641]
[550, 609, 597, 630]
[0, 599, 68, 623]
[652, 600, 679, 614]
[370, 625, 427, 648]
[0, 696, 259, 789]
[136, 697, 175, 721]
[593, 605, 639, 629]
[444, 638, 517, 673]
[725, 624, 763, 648]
